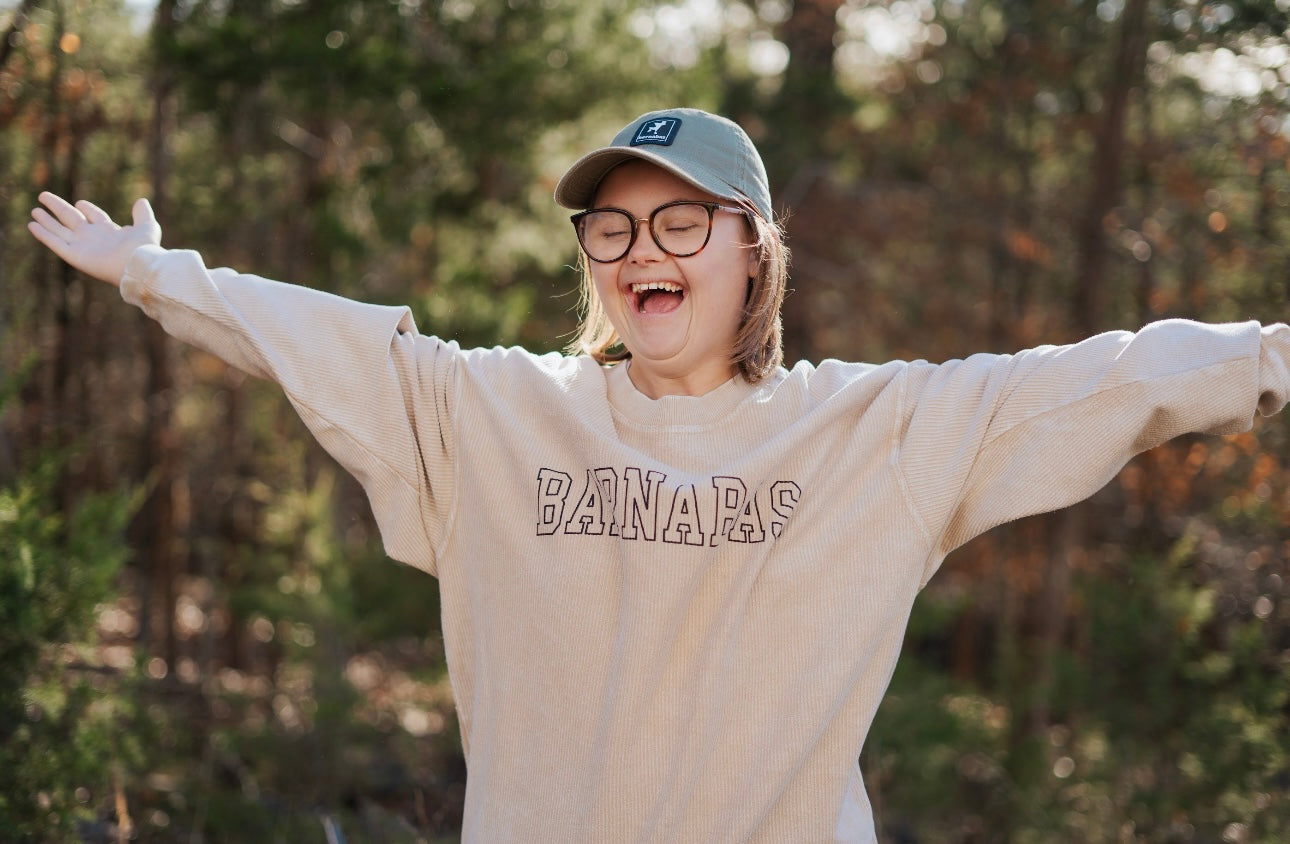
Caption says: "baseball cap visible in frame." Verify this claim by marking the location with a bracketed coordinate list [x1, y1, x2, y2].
[554, 108, 773, 222]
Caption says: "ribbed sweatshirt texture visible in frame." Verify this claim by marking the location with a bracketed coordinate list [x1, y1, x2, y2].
[120, 244, 1290, 842]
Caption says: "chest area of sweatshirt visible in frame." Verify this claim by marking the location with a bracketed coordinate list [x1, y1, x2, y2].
[450, 376, 928, 571]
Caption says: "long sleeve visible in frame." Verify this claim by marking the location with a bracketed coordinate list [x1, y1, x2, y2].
[895, 318, 1290, 576]
[119, 244, 456, 574]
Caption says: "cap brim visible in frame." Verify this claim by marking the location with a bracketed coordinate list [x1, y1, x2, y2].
[554, 146, 744, 212]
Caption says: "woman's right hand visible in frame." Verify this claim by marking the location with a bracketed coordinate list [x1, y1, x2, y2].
[28, 192, 162, 287]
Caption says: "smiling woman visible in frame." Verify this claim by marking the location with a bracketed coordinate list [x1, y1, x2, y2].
[25, 107, 1290, 843]
[571, 159, 762, 398]
[559, 109, 789, 395]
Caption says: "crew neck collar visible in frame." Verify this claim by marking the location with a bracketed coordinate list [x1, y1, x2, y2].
[605, 361, 773, 429]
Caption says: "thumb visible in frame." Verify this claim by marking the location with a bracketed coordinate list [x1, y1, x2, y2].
[132, 198, 162, 244]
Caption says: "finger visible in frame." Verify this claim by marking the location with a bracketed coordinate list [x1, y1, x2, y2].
[38, 191, 87, 229]
[75, 199, 114, 226]
[132, 198, 162, 242]
[132, 198, 156, 226]
[30, 206, 75, 242]
[27, 220, 75, 262]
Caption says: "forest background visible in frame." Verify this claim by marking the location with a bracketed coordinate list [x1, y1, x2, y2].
[2, 0, 1289, 841]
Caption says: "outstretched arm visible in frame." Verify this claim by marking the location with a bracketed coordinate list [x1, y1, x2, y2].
[35, 207, 454, 571]
[898, 319, 1290, 574]
[28, 191, 161, 286]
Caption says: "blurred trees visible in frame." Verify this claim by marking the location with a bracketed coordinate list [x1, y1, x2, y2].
[0, 418, 136, 840]
[2, 0, 1289, 840]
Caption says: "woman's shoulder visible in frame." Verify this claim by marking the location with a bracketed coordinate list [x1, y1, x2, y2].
[782, 356, 911, 392]
[450, 344, 610, 392]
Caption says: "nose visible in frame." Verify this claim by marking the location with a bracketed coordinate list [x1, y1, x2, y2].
[625, 217, 664, 263]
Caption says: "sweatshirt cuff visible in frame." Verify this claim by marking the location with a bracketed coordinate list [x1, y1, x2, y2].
[1258, 322, 1290, 416]
[119, 243, 171, 307]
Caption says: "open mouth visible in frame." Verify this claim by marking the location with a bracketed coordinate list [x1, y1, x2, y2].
[630, 281, 686, 315]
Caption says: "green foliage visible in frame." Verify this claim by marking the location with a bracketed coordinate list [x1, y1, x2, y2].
[870, 530, 1290, 842]
[0, 458, 136, 840]
[108, 453, 462, 842]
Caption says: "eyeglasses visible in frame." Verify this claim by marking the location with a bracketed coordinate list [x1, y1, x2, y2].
[570, 200, 751, 264]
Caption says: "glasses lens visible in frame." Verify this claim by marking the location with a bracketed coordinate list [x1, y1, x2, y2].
[578, 210, 635, 262]
[652, 203, 713, 257]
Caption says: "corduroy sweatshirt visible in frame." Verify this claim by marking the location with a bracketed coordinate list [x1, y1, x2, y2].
[120, 244, 1290, 842]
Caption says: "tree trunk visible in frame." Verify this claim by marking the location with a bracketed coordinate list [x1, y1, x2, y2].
[1029, 0, 1151, 759]
[134, 0, 183, 667]
[761, 0, 848, 364]
[1072, 0, 1150, 333]
[1136, 86, 1156, 324]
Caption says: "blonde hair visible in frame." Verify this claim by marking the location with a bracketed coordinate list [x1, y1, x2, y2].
[566, 211, 790, 382]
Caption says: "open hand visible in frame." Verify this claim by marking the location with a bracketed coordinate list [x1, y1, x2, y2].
[28, 192, 162, 287]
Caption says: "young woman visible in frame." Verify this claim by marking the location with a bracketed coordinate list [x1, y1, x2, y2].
[29, 108, 1290, 842]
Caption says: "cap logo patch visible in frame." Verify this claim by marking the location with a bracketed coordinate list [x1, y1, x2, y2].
[631, 117, 681, 146]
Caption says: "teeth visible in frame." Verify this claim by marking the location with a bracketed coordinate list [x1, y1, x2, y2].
[630, 282, 683, 293]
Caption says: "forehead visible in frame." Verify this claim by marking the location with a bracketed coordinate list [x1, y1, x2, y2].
[593, 159, 718, 209]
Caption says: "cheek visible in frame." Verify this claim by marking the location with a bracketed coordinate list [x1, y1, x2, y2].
[689, 263, 747, 331]
[589, 265, 618, 306]
[706, 253, 753, 310]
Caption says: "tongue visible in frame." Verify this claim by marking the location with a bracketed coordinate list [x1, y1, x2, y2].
[640, 289, 683, 314]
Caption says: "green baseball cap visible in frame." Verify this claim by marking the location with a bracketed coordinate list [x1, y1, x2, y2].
[554, 108, 773, 222]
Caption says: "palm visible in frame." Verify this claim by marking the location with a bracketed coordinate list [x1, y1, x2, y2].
[27, 192, 162, 286]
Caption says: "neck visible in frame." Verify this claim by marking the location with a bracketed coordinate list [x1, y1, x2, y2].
[625, 358, 739, 399]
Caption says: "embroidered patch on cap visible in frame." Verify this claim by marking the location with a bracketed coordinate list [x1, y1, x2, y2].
[631, 117, 681, 146]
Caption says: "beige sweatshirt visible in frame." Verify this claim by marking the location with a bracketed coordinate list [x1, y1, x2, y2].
[120, 244, 1290, 842]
